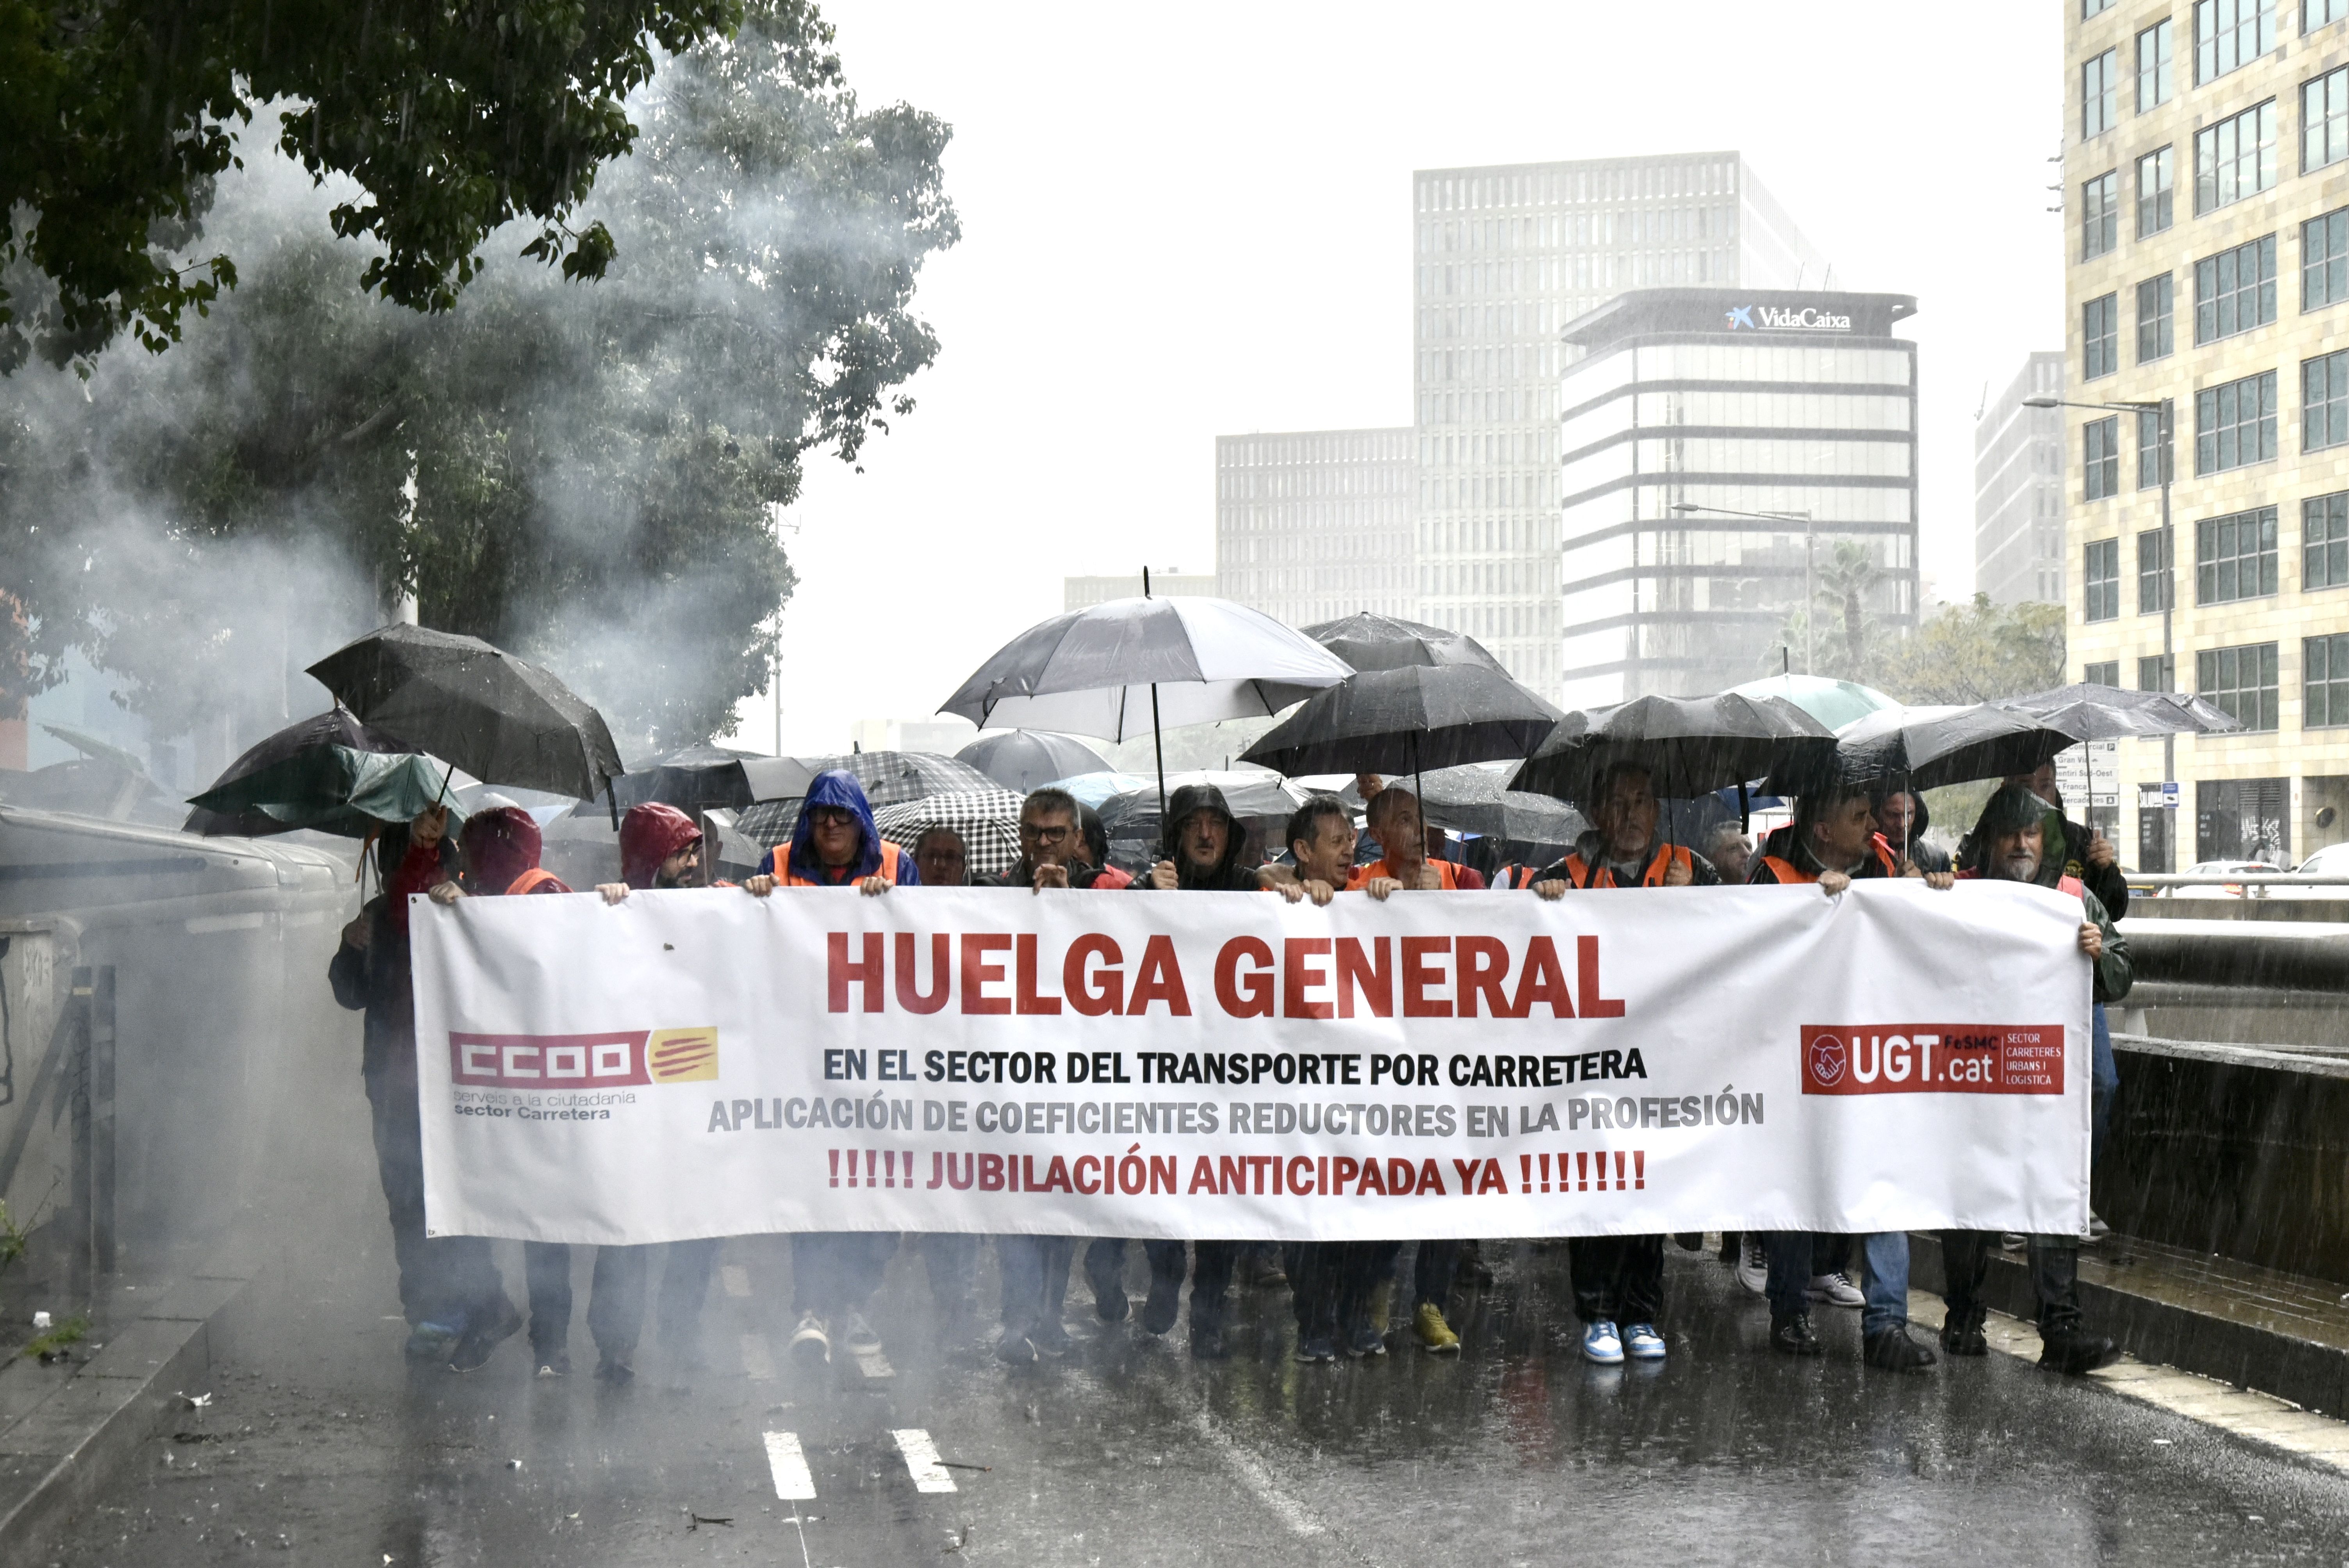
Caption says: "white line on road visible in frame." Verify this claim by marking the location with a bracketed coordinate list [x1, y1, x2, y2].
[763, 1430, 817, 1499]
[721, 1264, 751, 1298]
[1185, 1406, 1326, 1539]
[891, 1428, 957, 1492]
[741, 1332, 775, 1381]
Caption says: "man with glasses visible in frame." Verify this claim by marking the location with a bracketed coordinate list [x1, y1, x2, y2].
[911, 825, 971, 887]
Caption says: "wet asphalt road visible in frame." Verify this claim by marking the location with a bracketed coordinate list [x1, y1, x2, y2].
[41, 1211, 2349, 1568]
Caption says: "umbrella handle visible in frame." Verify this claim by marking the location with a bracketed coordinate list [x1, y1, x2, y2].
[608, 778, 620, 831]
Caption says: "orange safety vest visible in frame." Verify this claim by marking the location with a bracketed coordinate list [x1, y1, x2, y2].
[1759, 832, 1899, 886]
[779, 837, 905, 889]
[1559, 843, 1693, 889]
[1346, 857, 1463, 891]
[505, 868, 568, 896]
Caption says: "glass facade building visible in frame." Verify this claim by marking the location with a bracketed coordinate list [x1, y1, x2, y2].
[1554, 290, 1921, 707]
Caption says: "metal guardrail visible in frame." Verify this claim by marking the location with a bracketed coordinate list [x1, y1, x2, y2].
[2127, 873, 2349, 887]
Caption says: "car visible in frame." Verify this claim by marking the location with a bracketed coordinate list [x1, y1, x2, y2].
[2265, 841, 2349, 898]
[2159, 859, 2280, 898]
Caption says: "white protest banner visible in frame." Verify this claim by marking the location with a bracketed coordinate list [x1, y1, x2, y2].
[410, 881, 2091, 1245]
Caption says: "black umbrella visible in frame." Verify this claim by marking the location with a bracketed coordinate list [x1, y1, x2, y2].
[1299, 611, 1506, 672]
[1239, 665, 1563, 784]
[613, 746, 770, 815]
[307, 624, 626, 818]
[1832, 703, 2076, 794]
[1401, 764, 1588, 848]
[955, 731, 1111, 793]
[1998, 681, 2242, 739]
[182, 708, 451, 839]
[1513, 693, 1838, 810]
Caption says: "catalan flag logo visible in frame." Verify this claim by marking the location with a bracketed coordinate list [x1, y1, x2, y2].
[647, 1028, 719, 1083]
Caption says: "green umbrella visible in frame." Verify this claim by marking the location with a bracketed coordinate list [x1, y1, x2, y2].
[185, 710, 466, 839]
[1725, 674, 1900, 733]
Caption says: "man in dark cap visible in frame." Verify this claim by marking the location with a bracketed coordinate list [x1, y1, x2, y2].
[1943, 783, 2130, 1375]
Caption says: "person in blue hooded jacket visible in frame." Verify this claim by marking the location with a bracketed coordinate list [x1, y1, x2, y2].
[743, 768, 911, 1365]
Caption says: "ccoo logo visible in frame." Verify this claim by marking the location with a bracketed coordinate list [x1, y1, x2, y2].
[450, 1028, 718, 1088]
[1806, 1032, 1846, 1087]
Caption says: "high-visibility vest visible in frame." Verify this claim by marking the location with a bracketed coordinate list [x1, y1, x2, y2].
[779, 837, 905, 889]
[506, 868, 568, 896]
[1560, 843, 1693, 889]
[1759, 832, 1898, 886]
[1346, 857, 1462, 890]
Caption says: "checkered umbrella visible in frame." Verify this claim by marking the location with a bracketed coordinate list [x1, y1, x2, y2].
[730, 751, 997, 852]
[872, 788, 1027, 880]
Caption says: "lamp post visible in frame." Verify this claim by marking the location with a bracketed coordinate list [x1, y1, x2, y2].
[1670, 502, 1816, 674]
[2024, 393, 2173, 864]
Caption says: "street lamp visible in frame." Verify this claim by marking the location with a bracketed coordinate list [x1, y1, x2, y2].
[1671, 502, 1816, 674]
[2023, 392, 2174, 863]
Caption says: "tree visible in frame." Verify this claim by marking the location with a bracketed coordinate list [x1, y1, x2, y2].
[0, 1, 957, 756]
[1766, 539, 1885, 684]
[1876, 594, 2067, 705]
[0, 0, 745, 374]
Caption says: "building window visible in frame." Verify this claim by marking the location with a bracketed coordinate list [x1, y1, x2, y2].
[2312, 0, 2349, 31]
[2310, 634, 2349, 725]
[2196, 0, 2276, 84]
[2084, 660, 2122, 688]
[2306, 491, 2349, 588]
[2197, 505, 2280, 602]
[2195, 100, 2279, 214]
[2308, 67, 2349, 172]
[2084, 49, 2121, 138]
[2308, 351, 2349, 451]
[2194, 234, 2277, 342]
[2195, 371, 2278, 474]
[2136, 400, 2174, 488]
[2086, 0, 2114, 14]
[2307, 208, 2349, 310]
[2083, 172, 2120, 260]
[2084, 294, 2120, 380]
[2198, 643, 2281, 730]
[2137, 147, 2175, 236]
[2085, 539, 2122, 620]
[2137, 275, 2174, 362]
[2139, 20, 2175, 109]
[2085, 416, 2122, 501]
[2140, 654, 2176, 691]
[2140, 526, 2174, 611]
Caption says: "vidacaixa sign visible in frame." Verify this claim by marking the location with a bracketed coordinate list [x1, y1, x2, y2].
[1724, 303, 1854, 332]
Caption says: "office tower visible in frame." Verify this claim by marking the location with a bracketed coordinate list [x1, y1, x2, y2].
[1214, 428, 1415, 627]
[1976, 353, 2071, 606]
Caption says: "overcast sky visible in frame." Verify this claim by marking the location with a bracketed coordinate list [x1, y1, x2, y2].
[745, 0, 2066, 754]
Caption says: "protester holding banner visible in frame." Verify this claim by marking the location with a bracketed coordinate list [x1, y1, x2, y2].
[1347, 786, 1463, 891]
[1747, 784, 1947, 1373]
[330, 807, 522, 1370]
[737, 769, 910, 1363]
[1942, 783, 2129, 1374]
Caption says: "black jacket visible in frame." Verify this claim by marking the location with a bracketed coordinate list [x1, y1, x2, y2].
[2045, 813, 2130, 919]
[328, 896, 417, 1081]
[983, 858, 1123, 890]
[1136, 783, 1261, 891]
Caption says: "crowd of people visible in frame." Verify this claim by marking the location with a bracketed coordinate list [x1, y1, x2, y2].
[329, 757, 2131, 1383]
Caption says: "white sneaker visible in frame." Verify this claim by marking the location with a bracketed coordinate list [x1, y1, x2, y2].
[841, 1311, 883, 1355]
[1736, 1235, 1769, 1295]
[1806, 1271, 1864, 1309]
[788, 1311, 831, 1365]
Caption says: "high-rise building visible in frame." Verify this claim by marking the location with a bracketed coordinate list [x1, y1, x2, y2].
[1554, 289, 1921, 707]
[1975, 352, 2070, 605]
[1214, 428, 1415, 628]
[1413, 152, 1832, 698]
[2062, 0, 2349, 870]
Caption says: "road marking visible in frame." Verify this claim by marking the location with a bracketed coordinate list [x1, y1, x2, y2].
[721, 1264, 752, 1298]
[741, 1332, 775, 1381]
[763, 1430, 816, 1499]
[1905, 1290, 2349, 1471]
[855, 1350, 895, 1380]
[891, 1428, 957, 1492]
[1184, 1406, 1326, 1539]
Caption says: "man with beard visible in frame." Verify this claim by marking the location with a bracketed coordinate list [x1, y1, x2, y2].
[1943, 783, 2130, 1374]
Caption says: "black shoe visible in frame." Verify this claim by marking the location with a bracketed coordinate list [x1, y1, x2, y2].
[1188, 1316, 1230, 1360]
[593, 1352, 633, 1383]
[1939, 1310, 1988, 1357]
[449, 1296, 523, 1373]
[1140, 1276, 1182, 1336]
[1863, 1327, 1937, 1373]
[1673, 1232, 1705, 1253]
[1769, 1311, 1822, 1356]
[2039, 1326, 2120, 1376]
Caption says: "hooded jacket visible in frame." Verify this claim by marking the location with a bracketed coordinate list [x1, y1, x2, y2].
[1138, 782, 1259, 891]
[621, 802, 702, 890]
[1876, 789, 1951, 875]
[759, 769, 921, 886]
[329, 824, 461, 1081]
[461, 806, 568, 896]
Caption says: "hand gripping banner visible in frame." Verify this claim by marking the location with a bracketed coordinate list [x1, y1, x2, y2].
[410, 881, 2091, 1245]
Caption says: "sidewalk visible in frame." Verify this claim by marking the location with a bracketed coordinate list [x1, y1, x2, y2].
[0, 1269, 249, 1566]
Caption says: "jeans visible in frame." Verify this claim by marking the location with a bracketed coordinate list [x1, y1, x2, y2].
[791, 1232, 900, 1319]
[996, 1235, 1075, 1334]
[1568, 1235, 1664, 1326]
[1942, 1230, 2084, 1336]
[1412, 1240, 1461, 1313]
[1290, 1242, 1401, 1341]
[1083, 1239, 1240, 1322]
[1766, 1231, 1909, 1336]
[523, 1240, 714, 1359]
[365, 1070, 504, 1330]
[918, 1233, 980, 1311]
[2092, 1003, 2119, 1174]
